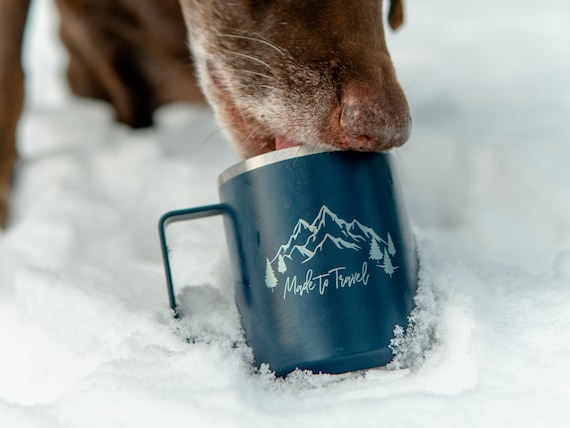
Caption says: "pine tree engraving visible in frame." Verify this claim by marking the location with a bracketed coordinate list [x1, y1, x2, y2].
[387, 233, 396, 256]
[277, 254, 287, 273]
[265, 258, 278, 290]
[382, 248, 396, 277]
[369, 238, 383, 263]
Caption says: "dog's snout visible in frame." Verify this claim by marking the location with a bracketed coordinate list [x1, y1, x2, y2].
[340, 88, 411, 151]
[180, 0, 411, 156]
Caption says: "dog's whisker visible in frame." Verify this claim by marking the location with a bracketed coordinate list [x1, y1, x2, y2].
[219, 33, 288, 57]
[237, 69, 275, 81]
[222, 50, 274, 71]
[200, 122, 235, 146]
[251, 32, 289, 56]
[230, 83, 277, 93]
[245, 122, 269, 142]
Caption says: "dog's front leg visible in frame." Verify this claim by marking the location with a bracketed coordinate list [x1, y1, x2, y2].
[0, 0, 31, 227]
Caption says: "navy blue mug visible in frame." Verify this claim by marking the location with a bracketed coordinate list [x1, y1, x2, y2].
[159, 147, 418, 376]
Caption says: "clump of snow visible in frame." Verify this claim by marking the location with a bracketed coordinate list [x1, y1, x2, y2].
[1, 0, 570, 427]
[388, 253, 438, 371]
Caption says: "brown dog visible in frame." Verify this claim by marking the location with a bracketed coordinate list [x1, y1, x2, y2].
[0, 0, 409, 227]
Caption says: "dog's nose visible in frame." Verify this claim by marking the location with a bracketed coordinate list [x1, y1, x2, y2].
[340, 86, 411, 151]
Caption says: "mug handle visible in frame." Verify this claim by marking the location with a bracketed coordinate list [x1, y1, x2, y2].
[158, 204, 228, 317]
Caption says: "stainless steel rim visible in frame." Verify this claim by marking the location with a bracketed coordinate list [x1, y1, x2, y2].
[218, 146, 338, 185]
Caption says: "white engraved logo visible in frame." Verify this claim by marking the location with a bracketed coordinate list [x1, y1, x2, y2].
[264, 205, 398, 298]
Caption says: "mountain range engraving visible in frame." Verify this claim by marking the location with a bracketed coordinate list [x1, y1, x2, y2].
[265, 205, 398, 291]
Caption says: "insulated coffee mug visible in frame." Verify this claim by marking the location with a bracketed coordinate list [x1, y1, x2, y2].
[159, 147, 418, 376]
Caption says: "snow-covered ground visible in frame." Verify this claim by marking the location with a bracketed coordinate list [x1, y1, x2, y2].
[1, 0, 570, 426]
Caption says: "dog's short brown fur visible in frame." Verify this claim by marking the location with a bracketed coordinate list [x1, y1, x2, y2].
[0, 0, 408, 227]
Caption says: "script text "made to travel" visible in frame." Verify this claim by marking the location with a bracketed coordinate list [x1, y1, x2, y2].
[282, 262, 370, 299]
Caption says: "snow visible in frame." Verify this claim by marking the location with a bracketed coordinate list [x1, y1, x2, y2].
[1, 0, 570, 426]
